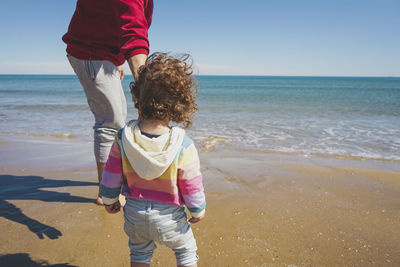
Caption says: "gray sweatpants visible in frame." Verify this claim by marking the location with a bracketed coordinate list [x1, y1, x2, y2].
[68, 55, 127, 163]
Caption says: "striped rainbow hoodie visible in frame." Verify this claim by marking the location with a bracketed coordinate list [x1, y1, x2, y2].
[100, 120, 206, 218]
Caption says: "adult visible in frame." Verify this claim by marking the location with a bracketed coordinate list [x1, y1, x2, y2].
[63, 0, 153, 205]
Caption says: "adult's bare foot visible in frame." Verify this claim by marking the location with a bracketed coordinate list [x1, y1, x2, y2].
[96, 196, 104, 206]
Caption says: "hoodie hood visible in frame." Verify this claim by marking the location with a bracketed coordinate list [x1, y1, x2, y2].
[121, 120, 185, 180]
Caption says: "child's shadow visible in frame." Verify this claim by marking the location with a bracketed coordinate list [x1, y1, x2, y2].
[0, 175, 97, 240]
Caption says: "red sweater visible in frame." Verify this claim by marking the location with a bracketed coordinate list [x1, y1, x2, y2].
[63, 0, 153, 66]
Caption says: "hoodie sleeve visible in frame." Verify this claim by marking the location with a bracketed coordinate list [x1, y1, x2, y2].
[100, 139, 123, 205]
[177, 136, 206, 218]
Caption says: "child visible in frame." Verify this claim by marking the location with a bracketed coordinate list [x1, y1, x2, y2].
[100, 53, 205, 267]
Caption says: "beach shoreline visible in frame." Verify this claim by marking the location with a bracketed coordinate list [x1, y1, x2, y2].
[1, 137, 399, 266]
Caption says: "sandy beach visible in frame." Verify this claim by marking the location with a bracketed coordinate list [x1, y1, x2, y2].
[1, 137, 400, 267]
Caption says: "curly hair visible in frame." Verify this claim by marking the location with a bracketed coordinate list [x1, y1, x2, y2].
[130, 53, 198, 128]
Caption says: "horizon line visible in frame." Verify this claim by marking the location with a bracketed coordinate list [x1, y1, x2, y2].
[0, 74, 399, 78]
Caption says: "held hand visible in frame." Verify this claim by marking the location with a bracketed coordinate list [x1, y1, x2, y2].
[188, 214, 205, 224]
[127, 54, 147, 81]
[117, 65, 124, 81]
[105, 201, 121, 214]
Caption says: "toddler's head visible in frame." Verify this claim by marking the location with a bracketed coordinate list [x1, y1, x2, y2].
[130, 53, 197, 128]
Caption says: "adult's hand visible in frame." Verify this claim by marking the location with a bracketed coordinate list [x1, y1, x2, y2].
[127, 53, 147, 81]
[117, 65, 124, 81]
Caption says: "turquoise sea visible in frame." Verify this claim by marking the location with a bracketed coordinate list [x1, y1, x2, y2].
[0, 75, 399, 161]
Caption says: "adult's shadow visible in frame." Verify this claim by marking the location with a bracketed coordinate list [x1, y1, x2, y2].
[0, 253, 78, 267]
[0, 175, 97, 240]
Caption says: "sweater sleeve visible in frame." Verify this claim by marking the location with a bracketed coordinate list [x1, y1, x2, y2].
[117, 0, 153, 59]
[100, 140, 123, 205]
[178, 139, 206, 218]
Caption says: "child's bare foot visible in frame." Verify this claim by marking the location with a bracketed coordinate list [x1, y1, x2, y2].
[96, 196, 104, 206]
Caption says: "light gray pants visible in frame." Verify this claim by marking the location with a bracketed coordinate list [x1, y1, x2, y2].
[68, 55, 127, 163]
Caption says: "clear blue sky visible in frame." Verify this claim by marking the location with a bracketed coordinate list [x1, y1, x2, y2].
[0, 0, 399, 76]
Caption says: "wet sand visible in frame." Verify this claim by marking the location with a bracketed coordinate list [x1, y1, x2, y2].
[1, 139, 400, 266]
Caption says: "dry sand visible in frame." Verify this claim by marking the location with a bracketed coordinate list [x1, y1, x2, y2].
[1, 140, 399, 266]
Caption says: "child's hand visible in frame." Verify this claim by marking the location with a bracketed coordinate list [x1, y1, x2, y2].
[188, 214, 205, 224]
[105, 201, 121, 214]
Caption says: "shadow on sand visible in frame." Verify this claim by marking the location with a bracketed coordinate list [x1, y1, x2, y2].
[0, 253, 78, 267]
[0, 175, 97, 240]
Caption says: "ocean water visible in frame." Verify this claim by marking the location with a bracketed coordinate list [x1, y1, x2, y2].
[0, 75, 399, 161]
